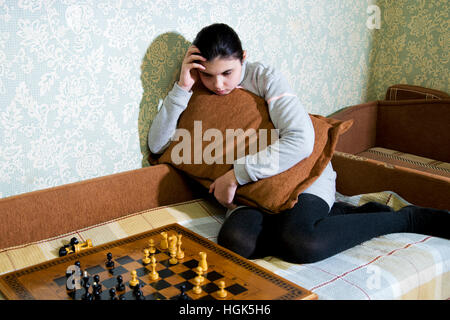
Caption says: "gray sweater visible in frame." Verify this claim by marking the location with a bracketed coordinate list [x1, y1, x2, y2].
[148, 60, 336, 216]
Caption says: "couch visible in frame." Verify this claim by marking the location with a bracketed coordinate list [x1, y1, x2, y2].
[0, 85, 449, 300]
[331, 84, 450, 210]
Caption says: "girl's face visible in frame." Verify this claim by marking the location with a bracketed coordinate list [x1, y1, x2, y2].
[198, 53, 246, 96]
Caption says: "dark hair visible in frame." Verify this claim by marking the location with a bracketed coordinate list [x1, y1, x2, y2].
[193, 23, 244, 61]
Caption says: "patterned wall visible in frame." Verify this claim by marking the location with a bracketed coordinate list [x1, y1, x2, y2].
[0, 1, 447, 198]
[367, 0, 449, 101]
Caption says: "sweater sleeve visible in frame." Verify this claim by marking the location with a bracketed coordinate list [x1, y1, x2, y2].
[233, 63, 315, 185]
[148, 82, 193, 154]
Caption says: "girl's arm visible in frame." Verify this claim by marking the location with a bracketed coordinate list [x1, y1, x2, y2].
[148, 46, 206, 154]
[234, 63, 315, 185]
[147, 83, 192, 154]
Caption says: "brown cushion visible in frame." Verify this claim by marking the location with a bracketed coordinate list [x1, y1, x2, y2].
[150, 84, 352, 213]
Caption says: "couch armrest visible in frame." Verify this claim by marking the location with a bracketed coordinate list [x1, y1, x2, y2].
[330, 101, 378, 154]
[386, 84, 450, 101]
[377, 99, 450, 162]
[332, 152, 450, 210]
[0, 164, 204, 250]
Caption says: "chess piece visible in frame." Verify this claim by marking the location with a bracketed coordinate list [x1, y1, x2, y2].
[194, 266, 204, 284]
[116, 275, 125, 292]
[169, 247, 178, 265]
[142, 249, 151, 265]
[217, 281, 227, 298]
[129, 270, 139, 288]
[160, 232, 168, 250]
[59, 237, 79, 256]
[192, 277, 202, 295]
[176, 234, 184, 259]
[93, 282, 102, 300]
[150, 255, 159, 281]
[169, 234, 177, 251]
[105, 252, 115, 269]
[82, 271, 90, 288]
[82, 281, 93, 301]
[109, 288, 118, 300]
[93, 275, 101, 287]
[133, 283, 145, 300]
[74, 239, 93, 253]
[148, 238, 156, 254]
[199, 252, 208, 272]
[177, 284, 189, 301]
[92, 275, 102, 296]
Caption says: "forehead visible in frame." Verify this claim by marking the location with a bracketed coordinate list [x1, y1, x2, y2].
[200, 57, 241, 75]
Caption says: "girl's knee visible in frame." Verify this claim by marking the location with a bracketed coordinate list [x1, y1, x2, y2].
[280, 229, 329, 264]
[217, 208, 265, 258]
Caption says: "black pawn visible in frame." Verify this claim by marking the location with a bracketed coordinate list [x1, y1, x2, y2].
[82, 282, 93, 301]
[105, 252, 115, 269]
[133, 284, 144, 301]
[93, 275, 101, 290]
[92, 279, 102, 297]
[178, 284, 189, 301]
[109, 288, 118, 300]
[116, 275, 125, 292]
[93, 285, 102, 300]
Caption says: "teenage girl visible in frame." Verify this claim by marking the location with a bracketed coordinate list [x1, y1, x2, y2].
[148, 23, 449, 263]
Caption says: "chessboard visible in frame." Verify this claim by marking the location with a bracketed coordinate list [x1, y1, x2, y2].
[0, 223, 317, 300]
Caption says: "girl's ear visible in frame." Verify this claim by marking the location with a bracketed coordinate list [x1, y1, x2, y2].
[242, 50, 247, 63]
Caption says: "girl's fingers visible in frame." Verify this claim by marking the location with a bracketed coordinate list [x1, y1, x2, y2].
[187, 54, 207, 63]
[190, 62, 206, 70]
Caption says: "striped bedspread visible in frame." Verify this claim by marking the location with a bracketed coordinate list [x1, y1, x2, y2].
[0, 191, 448, 300]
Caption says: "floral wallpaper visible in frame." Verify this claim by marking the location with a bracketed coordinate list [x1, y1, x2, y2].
[367, 0, 449, 100]
[0, 0, 447, 198]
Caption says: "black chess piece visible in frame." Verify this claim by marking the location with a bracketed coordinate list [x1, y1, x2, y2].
[92, 276, 102, 296]
[58, 245, 69, 257]
[109, 288, 118, 300]
[58, 238, 79, 257]
[82, 271, 90, 288]
[133, 284, 145, 301]
[105, 252, 115, 269]
[82, 282, 93, 301]
[116, 275, 125, 292]
[70, 237, 79, 251]
[93, 275, 101, 289]
[177, 284, 189, 301]
[93, 285, 102, 300]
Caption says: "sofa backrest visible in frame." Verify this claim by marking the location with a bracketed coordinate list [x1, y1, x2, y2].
[0, 165, 201, 250]
[376, 99, 450, 162]
[385, 84, 450, 101]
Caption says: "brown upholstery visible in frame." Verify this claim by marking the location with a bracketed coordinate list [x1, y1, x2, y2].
[0, 165, 205, 250]
[332, 85, 450, 210]
[385, 84, 450, 101]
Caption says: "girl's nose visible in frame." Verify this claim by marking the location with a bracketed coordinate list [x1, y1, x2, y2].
[214, 77, 224, 89]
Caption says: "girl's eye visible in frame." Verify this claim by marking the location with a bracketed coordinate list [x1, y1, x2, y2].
[223, 71, 231, 76]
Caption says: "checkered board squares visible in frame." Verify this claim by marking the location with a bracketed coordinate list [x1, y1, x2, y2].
[0, 224, 313, 300]
[54, 251, 248, 300]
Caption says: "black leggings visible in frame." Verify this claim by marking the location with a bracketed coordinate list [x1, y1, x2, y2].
[217, 193, 450, 264]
